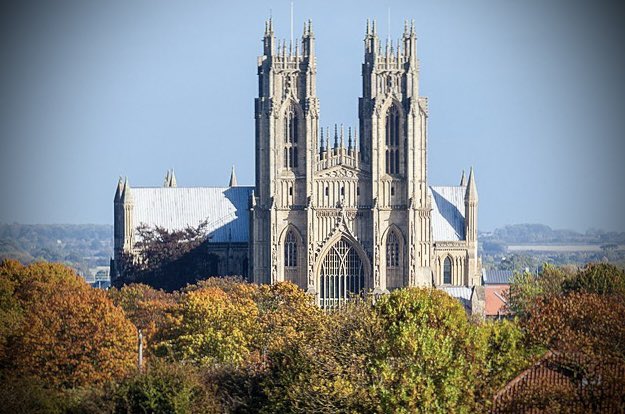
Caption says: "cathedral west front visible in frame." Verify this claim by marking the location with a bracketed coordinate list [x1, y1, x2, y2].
[112, 19, 483, 311]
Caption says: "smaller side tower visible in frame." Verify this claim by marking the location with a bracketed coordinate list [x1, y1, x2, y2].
[112, 177, 134, 281]
[464, 168, 479, 285]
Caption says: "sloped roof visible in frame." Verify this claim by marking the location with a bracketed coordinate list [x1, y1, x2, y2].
[429, 186, 466, 241]
[482, 269, 514, 285]
[438, 286, 472, 310]
[131, 187, 253, 243]
[485, 285, 509, 316]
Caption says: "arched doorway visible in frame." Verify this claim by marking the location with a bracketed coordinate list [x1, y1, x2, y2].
[318, 238, 366, 309]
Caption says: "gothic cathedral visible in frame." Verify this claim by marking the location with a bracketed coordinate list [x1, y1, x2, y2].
[113, 19, 482, 311]
[250, 19, 480, 308]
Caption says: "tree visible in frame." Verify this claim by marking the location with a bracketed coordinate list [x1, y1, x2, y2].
[117, 221, 215, 291]
[253, 282, 324, 356]
[262, 288, 506, 413]
[372, 289, 483, 413]
[261, 298, 381, 413]
[561, 262, 625, 296]
[112, 360, 221, 414]
[506, 263, 574, 318]
[155, 285, 259, 365]
[521, 292, 625, 411]
[0, 260, 136, 388]
[475, 319, 535, 410]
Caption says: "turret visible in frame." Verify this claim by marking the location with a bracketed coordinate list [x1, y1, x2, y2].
[402, 19, 417, 65]
[464, 167, 478, 242]
[364, 18, 379, 58]
[459, 170, 466, 186]
[121, 177, 133, 204]
[113, 177, 124, 260]
[120, 177, 134, 251]
[301, 20, 315, 58]
[170, 170, 177, 187]
[163, 169, 177, 188]
[263, 17, 275, 56]
[114, 176, 124, 203]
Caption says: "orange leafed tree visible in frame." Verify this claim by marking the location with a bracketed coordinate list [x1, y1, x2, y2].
[0, 260, 137, 388]
[108, 283, 177, 357]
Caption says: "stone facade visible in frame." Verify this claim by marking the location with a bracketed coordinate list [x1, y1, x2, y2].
[112, 19, 482, 311]
[250, 19, 481, 308]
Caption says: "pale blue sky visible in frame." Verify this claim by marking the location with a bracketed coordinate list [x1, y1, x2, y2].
[1, 0, 624, 231]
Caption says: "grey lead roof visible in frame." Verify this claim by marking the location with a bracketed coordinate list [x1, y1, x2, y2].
[429, 185, 466, 241]
[438, 286, 472, 310]
[482, 269, 514, 285]
[131, 186, 253, 243]
[130, 184, 465, 244]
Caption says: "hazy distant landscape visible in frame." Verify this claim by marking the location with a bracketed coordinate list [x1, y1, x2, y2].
[0, 223, 112, 277]
[1, 222, 624, 278]
[480, 223, 625, 270]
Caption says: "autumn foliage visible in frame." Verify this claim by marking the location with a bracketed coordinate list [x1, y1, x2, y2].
[2, 256, 623, 412]
[498, 262, 625, 411]
[0, 260, 136, 389]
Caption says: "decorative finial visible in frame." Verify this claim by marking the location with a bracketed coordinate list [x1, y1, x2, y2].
[348, 127, 353, 150]
[169, 169, 176, 187]
[340, 124, 344, 148]
[290, 1, 294, 48]
[325, 127, 330, 152]
[229, 165, 238, 187]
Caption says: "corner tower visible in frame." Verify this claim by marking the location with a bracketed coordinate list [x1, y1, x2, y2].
[251, 19, 319, 285]
[359, 20, 433, 288]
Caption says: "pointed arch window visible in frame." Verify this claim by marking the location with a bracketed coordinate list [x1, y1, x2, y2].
[443, 257, 452, 284]
[319, 239, 365, 309]
[284, 105, 299, 169]
[385, 106, 400, 175]
[386, 231, 400, 268]
[284, 230, 297, 267]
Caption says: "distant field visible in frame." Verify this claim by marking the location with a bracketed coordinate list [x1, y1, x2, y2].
[507, 244, 625, 252]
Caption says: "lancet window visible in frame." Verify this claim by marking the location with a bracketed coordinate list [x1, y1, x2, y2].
[386, 231, 400, 267]
[284, 230, 297, 267]
[284, 105, 299, 169]
[385, 105, 400, 175]
[443, 257, 452, 284]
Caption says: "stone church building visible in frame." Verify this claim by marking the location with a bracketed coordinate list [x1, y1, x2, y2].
[112, 19, 483, 310]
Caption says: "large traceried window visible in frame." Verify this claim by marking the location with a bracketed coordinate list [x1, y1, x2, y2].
[385, 105, 400, 175]
[284, 230, 297, 267]
[284, 105, 299, 169]
[443, 257, 452, 284]
[386, 231, 400, 268]
[319, 239, 365, 309]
